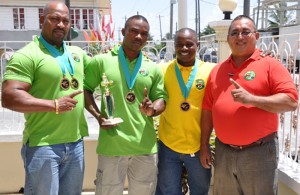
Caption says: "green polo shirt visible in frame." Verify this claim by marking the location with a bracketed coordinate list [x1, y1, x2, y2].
[3, 36, 91, 146]
[84, 45, 167, 156]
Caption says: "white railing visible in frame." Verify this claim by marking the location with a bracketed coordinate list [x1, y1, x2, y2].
[1, 37, 299, 192]
[0, 39, 217, 100]
[258, 33, 300, 193]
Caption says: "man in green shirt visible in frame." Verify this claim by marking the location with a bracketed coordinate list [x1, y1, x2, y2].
[84, 15, 167, 195]
[1, 1, 90, 194]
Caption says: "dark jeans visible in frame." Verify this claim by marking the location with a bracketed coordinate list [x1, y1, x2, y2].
[156, 141, 211, 195]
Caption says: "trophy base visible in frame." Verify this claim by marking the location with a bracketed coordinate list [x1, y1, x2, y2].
[102, 117, 123, 125]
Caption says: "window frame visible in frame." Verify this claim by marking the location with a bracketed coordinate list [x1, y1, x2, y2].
[13, 7, 25, 30]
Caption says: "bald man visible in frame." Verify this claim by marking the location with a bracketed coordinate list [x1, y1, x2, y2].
[1, 1, 91, 194]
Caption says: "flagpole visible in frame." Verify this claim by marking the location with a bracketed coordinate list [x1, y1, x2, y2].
[65, 0, 71, 41]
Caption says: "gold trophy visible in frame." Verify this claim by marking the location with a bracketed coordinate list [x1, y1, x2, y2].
[100, 73, 123, 125]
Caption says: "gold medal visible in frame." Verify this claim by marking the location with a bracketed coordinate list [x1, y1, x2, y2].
[125, 91, 136, 103]
[71, 78, 79, 89]
[60, 77, 70, 90]
[180, 101, 190, 111]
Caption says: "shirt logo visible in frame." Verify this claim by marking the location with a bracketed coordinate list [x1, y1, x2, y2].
[139, 68, 149, 76]
[195, 79, 205, 90]
[244, 71, 255, 80]
[72, 53, 80, 62]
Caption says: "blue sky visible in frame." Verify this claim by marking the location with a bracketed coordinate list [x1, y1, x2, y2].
[111, 0, 257, 41]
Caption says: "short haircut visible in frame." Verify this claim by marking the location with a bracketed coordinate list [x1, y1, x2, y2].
[174, 28, 198, 42]
[124, 15, 149, 29]
[175, 28, 197, 38]
[228, 15, 257, 33]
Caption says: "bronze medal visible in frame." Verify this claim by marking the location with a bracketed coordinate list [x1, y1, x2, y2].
[125, 91, 136, 103]
[71, 78, 79, 89]
[60, 77, 70, 90]
[180, 101, 190, 111]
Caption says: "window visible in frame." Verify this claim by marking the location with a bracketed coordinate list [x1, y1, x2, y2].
[70, 9, 80, 29]
[13, 8, 25, 29]
[82, 9, 94, 30]
[38, 8, 43, 29]
[70, 8, 94, 30]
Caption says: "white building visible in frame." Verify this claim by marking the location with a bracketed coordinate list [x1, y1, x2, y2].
[0, 0, 111, 49]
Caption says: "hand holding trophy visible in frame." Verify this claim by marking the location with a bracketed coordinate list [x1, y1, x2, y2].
[100, 73, 123, 125]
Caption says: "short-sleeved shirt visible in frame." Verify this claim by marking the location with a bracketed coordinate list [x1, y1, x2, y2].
[84, 45, 168, 156]
[203, 49, 298, 145]
[158, 59, 215, 154]
[3, 36, 91, 146]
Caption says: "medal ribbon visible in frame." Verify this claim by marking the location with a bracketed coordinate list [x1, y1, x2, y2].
[175, 59, 198, 99]
[39, 35, 74, 77]
[119, 46, 142, 90]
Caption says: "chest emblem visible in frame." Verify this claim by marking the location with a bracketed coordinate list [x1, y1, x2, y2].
[139, 68, 149, 76]
[72, 53, 80, 62]
[244, 71, 255, 80]
[195, 79, 205, 90]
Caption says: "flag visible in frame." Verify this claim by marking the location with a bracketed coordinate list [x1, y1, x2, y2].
[89, 23, 98, 41]
[111, 23, 115, 40]
[102, 13, 106, 33]
[94, 13, 103, 41]
[105, 9, 114, 40]
[105, 23, 111, 40]
[83, 30, 91, 41]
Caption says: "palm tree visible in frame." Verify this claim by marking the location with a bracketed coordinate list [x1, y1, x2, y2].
[268, 2, 295, 30]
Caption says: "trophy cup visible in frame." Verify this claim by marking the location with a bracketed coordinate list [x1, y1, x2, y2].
[100, 73, 123, 125]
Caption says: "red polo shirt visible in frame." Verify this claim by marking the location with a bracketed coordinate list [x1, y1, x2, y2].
[202, 49, 298, 145]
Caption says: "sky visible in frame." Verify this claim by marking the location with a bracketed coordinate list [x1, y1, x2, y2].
[110, 0, 258, 41]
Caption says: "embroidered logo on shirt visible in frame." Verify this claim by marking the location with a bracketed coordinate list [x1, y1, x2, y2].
[195, 79, 205, 90]
[139, 68, 149, 76]
[72, 53, 80, 62]
[244, 71, 255, 80]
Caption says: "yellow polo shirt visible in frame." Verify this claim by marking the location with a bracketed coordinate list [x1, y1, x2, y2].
[158, 59, 215, 154]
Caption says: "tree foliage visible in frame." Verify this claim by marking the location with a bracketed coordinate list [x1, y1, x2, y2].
[200, 25, 215, 36]
[148, 32, 154, 41]
[164, 32, 173, 40]
[268, 3, 295, 29]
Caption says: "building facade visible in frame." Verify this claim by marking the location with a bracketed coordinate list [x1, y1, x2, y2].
[0, 0, 110, 49]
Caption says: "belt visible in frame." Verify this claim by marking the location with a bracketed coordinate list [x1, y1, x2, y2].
[227, 132, 277, 150]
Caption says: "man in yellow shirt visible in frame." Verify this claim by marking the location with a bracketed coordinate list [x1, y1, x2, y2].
[156, 28, 215, 195]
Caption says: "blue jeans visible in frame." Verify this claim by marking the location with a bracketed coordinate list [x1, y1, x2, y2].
[156, 141, 211, 195]
[21, 139, 85, 195]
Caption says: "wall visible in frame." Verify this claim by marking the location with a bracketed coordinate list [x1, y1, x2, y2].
[0, 140, 98, 193]
[0, 139, 298, 194]
[278, 180, 299, 195]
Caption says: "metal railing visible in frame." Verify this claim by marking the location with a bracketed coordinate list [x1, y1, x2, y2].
[0, 39, 218, 77]
[0, 37, 299, 187]
[257, 33, 300, 188]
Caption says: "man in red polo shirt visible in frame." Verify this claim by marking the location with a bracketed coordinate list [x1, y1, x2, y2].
[200, 15, 298, 195]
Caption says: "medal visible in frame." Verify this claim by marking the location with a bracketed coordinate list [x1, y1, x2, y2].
[180, 101, 190, 111]
[60, 77, 70, 90]
[71, 77, 79, 89]
[119, 46, 142, 103]
[125, 91, 136, 103]
[39, 35, 76, 91]
[175, 60, 198, 112]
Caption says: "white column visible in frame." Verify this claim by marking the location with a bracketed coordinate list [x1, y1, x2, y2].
[209, 20, 232, 62]
[178, 0, 188, 29]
